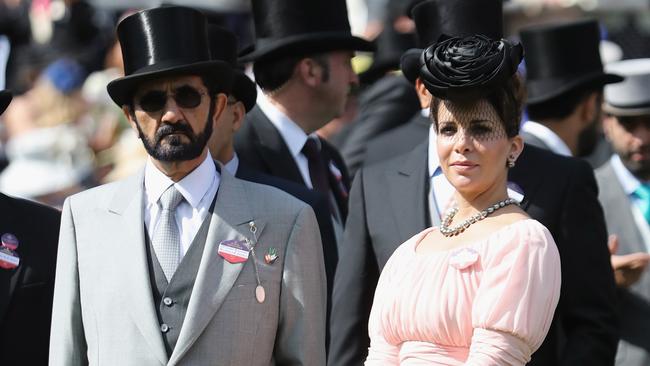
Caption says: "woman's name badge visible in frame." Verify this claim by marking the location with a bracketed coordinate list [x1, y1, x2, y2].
[218, 239, 250, 264]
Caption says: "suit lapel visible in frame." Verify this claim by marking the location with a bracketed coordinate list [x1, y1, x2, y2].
[509, 145, 544, 212]
[321, 139, 350, 219]
[600, 163, 646, 253]
[169, 171, 264, 365]
[105, 171, 167, 365]
[248, 107, 305, 184]
[387, 143, 429, 240]
[107, 171, 168, 366]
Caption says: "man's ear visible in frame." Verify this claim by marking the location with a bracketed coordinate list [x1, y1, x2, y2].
[231, 101, 246, 132]
[211, 93, 229, 125]
[602, 114, 616, 141]
[298, 58, 324, 87]
[415, 77, 432, 109]
[122, 105, 140, 135]
[580, 91, 601, 126]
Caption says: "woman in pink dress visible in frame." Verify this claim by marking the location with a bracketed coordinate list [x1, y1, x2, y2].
[365, 35, 561, 365]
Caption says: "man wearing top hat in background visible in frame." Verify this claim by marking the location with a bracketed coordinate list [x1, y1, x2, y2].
[234, 0, 374, 246]
[595, 58, 650, 366]
[334, 0, 421, 176]
[206, 24, 338, 325]
[49, 7, 326, 366]
[0, 89, 61, 366]
[328, 1, 619, 365]
[520, 20, 623, 159]
[362, 0, 440, 165]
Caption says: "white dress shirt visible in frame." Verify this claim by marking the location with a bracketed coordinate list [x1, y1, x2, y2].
[224, 153, 239, 176]
[609, 154, 650, 252]
[256, 92, 316, 188]
[428, 124, 456, 221]
[521, 120, 572, 157]
[144, 152, 220, 258]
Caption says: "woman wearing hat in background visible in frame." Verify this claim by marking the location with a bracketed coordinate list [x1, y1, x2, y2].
[365, 35, 561, 365]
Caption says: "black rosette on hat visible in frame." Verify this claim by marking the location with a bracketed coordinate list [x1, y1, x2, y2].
[419, 35, 523, 101]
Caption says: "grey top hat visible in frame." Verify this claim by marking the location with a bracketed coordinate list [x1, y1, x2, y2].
[604, 58, 650, 116]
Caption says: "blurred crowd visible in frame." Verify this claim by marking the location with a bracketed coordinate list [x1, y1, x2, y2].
[0, 0, 650, 207]
[4, 0, 650, 365]
[0, 0, 649, 208]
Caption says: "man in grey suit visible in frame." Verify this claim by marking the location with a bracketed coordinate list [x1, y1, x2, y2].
[596, 58, 650, 366]
[49, 7, 326, 366]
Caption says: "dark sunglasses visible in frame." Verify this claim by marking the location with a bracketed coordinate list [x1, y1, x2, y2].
[136, 86, 208, 113]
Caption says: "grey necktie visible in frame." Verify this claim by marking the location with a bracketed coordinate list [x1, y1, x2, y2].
[153, 185, 184, 281]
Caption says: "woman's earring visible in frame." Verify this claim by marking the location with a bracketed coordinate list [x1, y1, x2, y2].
[507, 156, 516, 168]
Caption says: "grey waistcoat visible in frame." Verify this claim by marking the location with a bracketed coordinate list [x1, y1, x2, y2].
[145, 196, 217, 356]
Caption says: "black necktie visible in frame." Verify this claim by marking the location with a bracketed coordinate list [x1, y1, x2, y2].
[302, 137, 332, 201]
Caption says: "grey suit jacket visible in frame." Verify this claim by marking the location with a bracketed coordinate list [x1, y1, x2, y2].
[49, 167, 326, 366]
[597, 161, 650, 366]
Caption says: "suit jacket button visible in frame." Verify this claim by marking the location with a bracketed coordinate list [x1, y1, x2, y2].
[160, 324, 170, 333]
[163, 297, 173, 306]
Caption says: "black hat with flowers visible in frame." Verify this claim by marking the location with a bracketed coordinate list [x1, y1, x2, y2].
[418, 35, 523, 101]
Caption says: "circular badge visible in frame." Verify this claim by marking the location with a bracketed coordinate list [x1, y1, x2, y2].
[1, 233, 19, 251]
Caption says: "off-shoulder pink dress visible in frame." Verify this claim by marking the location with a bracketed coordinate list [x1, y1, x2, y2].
[365, 219, 561, 365]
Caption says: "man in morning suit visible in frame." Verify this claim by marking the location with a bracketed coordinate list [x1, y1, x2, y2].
[362, 0, 441, 165]
[335, 0, 421, 175]
[206, 24, 338, 320]
[519, 20, 623, 159]
[49, 7, 326, 365]
[596, 58, 650, 366]
[0, 89, 61, 366]
[234, 0, 375, 241]
[328, 1, 619, 365]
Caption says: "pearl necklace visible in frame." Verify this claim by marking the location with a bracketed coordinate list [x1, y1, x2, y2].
[440, 198, 519, 237]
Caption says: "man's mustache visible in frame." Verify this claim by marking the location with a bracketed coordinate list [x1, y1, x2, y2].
[155, 122, 195, 141]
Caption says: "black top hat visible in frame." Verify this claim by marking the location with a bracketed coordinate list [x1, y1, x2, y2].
[0, 90, 11, 115]
[359, 27, 416, 85]
[208, 25, 257, 112]
[520, 19, 623, 105]
[106, 6, 234, 107]
[401, 0, 504, 84]
[239, 0, 374, 62]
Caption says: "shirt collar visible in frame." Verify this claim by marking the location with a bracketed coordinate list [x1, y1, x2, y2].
[256, 92, 309, 158]
[144, 151, 218, 209]
[428, 124, 441, 178]
[610, 153, 642, 196]
[521, 121, 572, 157]
[224, 153, 239, 176]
